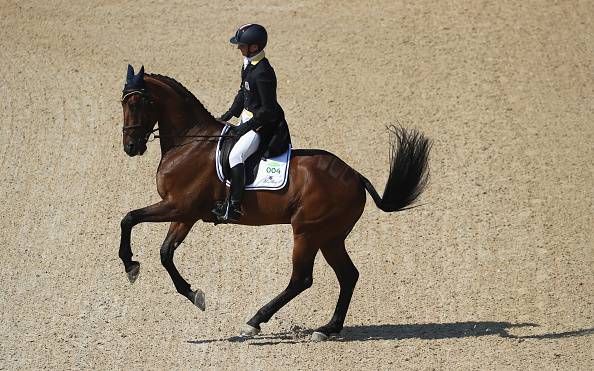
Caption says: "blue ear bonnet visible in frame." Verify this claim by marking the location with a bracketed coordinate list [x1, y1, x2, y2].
[123, 64, 146, 92]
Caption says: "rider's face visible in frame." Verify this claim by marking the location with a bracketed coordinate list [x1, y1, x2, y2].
[238, 44, 259, 57]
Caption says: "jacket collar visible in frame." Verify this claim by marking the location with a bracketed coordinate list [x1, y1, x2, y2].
[243, 50, 265, 69]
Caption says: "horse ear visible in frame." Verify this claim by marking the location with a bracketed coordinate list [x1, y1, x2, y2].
[126, 64, 134, 82]
[138, 65, 145, 79]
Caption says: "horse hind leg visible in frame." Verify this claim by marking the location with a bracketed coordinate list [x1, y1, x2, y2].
[243, 235, 318, 336]
[312, 239, 359, 341]
[159, 221, 205, 311]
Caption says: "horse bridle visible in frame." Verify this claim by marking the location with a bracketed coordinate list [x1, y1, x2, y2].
[121, 89, 157, 142]
[121, 89, 235, 144]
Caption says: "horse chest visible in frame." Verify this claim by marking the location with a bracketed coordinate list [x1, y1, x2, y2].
[156, 154, 212, 200]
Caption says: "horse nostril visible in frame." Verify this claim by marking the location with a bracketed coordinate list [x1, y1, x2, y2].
[125, 143, 136, 155]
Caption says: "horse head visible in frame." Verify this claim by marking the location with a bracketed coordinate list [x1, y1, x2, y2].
[120, 64, 157, 156]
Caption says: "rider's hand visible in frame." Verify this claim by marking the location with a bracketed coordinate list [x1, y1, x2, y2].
[218, 111, 233, 122]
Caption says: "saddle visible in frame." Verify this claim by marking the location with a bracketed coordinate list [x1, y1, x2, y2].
[218, 125, 264, 184]
[215, 124, 292, 191]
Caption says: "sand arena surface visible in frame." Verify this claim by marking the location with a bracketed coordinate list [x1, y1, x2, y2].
[1, 1, 593, 369]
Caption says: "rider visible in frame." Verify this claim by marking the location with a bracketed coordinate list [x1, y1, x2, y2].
[215, 23, 287, 223]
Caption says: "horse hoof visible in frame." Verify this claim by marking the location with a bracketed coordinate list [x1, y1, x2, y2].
[240, 324, 261, 338]
[191, 289, 206, 311]
[126, 263, 140, 284]
[311, 331, 329, 342]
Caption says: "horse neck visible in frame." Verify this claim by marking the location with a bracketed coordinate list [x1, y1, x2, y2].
[146, 76, 223, 154]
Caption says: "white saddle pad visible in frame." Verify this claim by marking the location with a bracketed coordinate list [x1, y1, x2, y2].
[215, 125, 291, 191]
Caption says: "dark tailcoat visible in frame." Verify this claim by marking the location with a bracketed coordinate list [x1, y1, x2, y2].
[227, 57, 290, 158]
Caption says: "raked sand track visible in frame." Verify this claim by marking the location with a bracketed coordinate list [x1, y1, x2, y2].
[1, 1, 592, 369]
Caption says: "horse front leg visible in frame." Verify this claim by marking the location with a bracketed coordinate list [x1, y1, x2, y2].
[159, 221, 205, 311]
[119, 200, 180, 283]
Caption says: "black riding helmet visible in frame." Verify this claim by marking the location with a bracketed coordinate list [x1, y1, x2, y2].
[230, 24, 268, 50]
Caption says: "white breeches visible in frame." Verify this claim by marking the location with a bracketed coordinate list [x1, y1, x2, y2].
[229, 130, 261, 168]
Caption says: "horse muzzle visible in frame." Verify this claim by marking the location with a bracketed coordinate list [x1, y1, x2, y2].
[124, 140, 147, 157]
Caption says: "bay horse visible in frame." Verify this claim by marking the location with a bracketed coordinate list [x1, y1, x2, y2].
[119, 65, 431, 341]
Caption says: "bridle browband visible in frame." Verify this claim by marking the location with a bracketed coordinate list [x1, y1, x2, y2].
[121, 89, 234, 143]
[121, 89, 149, 103]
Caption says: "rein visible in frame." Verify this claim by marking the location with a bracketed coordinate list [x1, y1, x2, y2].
[121, 89, 236, 143]
[124, 126, 236, 144]
[149, 128, 235, 142]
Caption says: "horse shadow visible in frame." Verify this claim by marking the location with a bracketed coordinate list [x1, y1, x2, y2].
[187, 321, 594, 346]
[335, 322, 594, 342]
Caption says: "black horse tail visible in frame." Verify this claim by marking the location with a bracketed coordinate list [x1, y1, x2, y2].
[359, 126, 432, 212]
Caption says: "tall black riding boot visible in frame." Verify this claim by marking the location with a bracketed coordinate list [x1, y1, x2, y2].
[218, 163, 245, 223]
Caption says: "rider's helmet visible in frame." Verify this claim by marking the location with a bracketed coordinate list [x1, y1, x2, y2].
[230, 24, 268, 50]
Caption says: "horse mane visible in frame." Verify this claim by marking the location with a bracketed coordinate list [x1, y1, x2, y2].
[147, 73, 215, 120]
